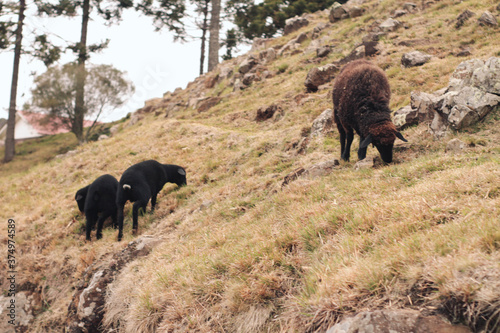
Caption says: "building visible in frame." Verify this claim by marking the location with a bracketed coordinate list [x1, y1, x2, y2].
[0, 111, 98, 144]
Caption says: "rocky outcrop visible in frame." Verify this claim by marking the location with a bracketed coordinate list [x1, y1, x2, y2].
[255, 104, 283, 122]
[326, 309, 471, 333]
[65, 237, 162, 333]
[284, 16, 309, 35]
[394, 57, 500, 138]
[456, 9, 475, 29]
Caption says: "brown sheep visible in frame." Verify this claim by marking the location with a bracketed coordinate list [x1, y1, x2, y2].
[332, 59, 407, 163]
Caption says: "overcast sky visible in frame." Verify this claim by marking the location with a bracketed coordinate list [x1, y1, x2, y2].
[0, 5, 248, 122]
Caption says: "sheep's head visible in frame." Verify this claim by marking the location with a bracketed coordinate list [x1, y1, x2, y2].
[361, 122, 407, 163]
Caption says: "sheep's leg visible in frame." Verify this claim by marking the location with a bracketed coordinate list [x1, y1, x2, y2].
[336, 121, 346, 159]
[95, 212, 111, 240]
[151, 193, 157, 212]
[111, 210, 118, 229]
[342, 130, 354, 161]
[358, 136, 368, 160]
[85, 212, 97, 241]
[117, 205, 125, 241]
[132, 200, 148, 234]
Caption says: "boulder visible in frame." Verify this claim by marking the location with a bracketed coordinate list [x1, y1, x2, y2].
[354, 156, 374, 170]
[329, 2, 349, 22]
[348, 6, 365, 18]
[242, 73, 259, 86]
[478, 11, 498, 27]
[239, 56, 258, 74]
[339, 41, 380, 65]
[284, 16, 309, 35]
[446, 138, 466, 153]
[456, 9, 475, 29]
[440, 87, 500, 129]
[296, 32, 309, 44]
[317, 46, 331, 58]
[326, 309, 472, 333]
[393, 9, 408, 18]
[393, 105, 418, 129]
[255, 104, 283, 122]
[401, 51, 432, 67]
[304, 64, 339, 92]
[303, 160, 340, 178]
[310, 109, 334, 137]
[379, 18, 401, 32]
[411, 91, 440, 123]
[402, 2, 417, 12]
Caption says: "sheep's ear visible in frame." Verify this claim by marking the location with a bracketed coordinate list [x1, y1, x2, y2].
[396, 132, 408, 142]
[76, 194, 83, 201]
[360, 134, 372, 149]
[177, 168, 186, 176]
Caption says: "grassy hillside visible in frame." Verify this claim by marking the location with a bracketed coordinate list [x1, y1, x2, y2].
[1, 0, 499, 332]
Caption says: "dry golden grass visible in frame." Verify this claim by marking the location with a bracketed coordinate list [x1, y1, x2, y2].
[1, 0, 500, 332]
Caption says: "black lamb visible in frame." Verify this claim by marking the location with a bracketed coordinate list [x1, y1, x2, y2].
[75, 185, 90, 213]
[82, 174, 119, 241]
[332, 59, 407, 163]
[116, 160, 187, 241]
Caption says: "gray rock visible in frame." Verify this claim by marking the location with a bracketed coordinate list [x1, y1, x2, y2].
[478, 11, 498, 27]
[239, 56, 258, 74]
[348, 6, 365, 18]
[326, 309, 471, 333]
[296, 32, 309, 44]
[441, 87, 500, 129]
[402, 51, 432, 67]
[304, 64, 339, 92]
[284, 16, 309, 35]
[430, 111, 449, 139]
[304, 159, 340, 178]
[98, 134, 109, 141]
[317, 46, 331, 58]
[411, 91, 439, 123]
[242, 73, 258, 86]
[393, 105, 418, 129]
[446, 138, 466, 153]
[379, 18, 401, 32]
[403, 2, 417, 12]
[310, 109, 334, 137]
[393, 9, 408, 18]
[354, 156, 374, 170]
[329, 2, 349, 22]
[469, 57, 500, 95]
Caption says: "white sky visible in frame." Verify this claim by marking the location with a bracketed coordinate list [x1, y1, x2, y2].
[0, 5, 248, 122]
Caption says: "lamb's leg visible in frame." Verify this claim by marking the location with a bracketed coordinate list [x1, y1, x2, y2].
[151, 193, 157, 212]
[96, 212, 111, 240]
[117, 205, 125, 241]
[132, 200, 148, 234]
[85, 211, 97, 241]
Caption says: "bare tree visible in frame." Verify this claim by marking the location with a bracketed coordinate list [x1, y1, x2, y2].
[208, 0, 220, 72]
[4, 0, 25, 163]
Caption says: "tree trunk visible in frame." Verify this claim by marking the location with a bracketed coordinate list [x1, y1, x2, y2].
[199, 0, 209, 75]
[208, 0, 220, 72]
[4, 0, 25, 163]
[74, 0, 90, 143]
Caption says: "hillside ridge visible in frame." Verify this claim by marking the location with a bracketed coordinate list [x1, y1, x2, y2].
[1, 1, 499, 332]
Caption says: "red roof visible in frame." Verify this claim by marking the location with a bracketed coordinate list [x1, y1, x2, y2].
[18, 111, 99, 136]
